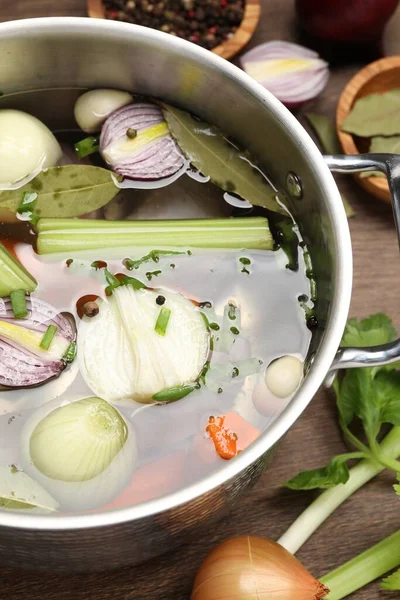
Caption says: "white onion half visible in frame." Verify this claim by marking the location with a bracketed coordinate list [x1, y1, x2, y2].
[0, 464, 59, 513]
[20, 396, 136, 510]
[0, 110, 62, 188]
[78, 286, 209, 404]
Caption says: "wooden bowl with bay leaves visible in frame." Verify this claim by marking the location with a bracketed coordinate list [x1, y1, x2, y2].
[337, 56, 400, 204]
[87, 0, 261, 61]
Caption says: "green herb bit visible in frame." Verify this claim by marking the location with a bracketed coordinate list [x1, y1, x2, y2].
[155, 307, 171, 336]
[232, 367, 239, 378]
[230, 326, 240, 335]
[170, 263, 176, 269]
[199, 360, 211, 385]
[104, 268, 120, 290]
[74, 136, 99, 159]
[146, 270, 162, 281]
[200, 312, 210, 331]
[126, 128, 137, 139]
[124, 250, 186, 271]
[119, 275, 145, 290]
[16, 191, 38, 223]
[217, 387, 223, 394]
[239, 257, 251, 265]
[152, 383, 196, 403]
[209, 322, 220, 331]
[228, 304, 236, 320]
[63, 341, 77, 363]
[40, 325, 58, 351]
[9, 290, 28, 319]
[241, 267, 250, 275]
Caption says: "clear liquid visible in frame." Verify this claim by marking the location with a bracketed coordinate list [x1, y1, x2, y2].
[0, 89, 312, 513]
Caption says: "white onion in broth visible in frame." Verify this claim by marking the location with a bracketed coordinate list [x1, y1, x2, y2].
[78, 286, 210, 404]
[20, 396, 136, 510]
[0, 110, 62, 188]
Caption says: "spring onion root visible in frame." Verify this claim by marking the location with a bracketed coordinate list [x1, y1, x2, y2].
[35, 217, 273, 254]
[278, 426, 400, 554]
[320, 530, 400, 600]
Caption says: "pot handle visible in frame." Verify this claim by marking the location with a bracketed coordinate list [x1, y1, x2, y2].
[324, 153, 400, 371]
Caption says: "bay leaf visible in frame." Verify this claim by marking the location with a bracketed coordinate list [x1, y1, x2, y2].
[0, 165, 119, 218]
[359, 135, 400, 178]
[305, 113, 355, 218]
[340, 89, 400, 137]
[163, 104, 286, 214]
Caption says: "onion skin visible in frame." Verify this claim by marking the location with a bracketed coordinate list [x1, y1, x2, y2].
[0, 296, 76, 390]
[100, 102, 186, 181]
[296, 0, 399, 44]
[192, 536, 329, 600]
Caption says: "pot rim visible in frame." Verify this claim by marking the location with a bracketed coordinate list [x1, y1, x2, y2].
[0, 17, 353, 531]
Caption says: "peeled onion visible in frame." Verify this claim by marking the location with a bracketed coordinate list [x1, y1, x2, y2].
[0, 110, 62, 188]
[21, 396, 136, 510]
[0, 464, 59, 513]
[100, 102, 186, 181]
[240, 41, 329, 107]
[79, 285, 209, 404]
[74, 89, 133, 133]
[265, 355, 304, 398]
[192, 536, 329, 600]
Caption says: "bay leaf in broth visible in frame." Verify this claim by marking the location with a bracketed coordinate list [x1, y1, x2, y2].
[340, 89, 400, 137]
[163, 104, 286, 214]
[0, 165, 119, 218]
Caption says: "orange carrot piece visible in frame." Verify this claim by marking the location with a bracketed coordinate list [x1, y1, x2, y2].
[204, 412, 261, 461]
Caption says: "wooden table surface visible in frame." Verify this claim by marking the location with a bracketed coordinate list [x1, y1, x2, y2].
[1, 1, 400, 599]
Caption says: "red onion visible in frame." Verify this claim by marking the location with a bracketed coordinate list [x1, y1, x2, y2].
[296, 0, 399, 44]
[0, 296, 76, 389]
[100, 102, 186, 181]
[240, 41, 329, 108]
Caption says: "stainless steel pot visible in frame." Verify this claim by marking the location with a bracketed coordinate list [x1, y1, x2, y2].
[0, 17, 399, 573]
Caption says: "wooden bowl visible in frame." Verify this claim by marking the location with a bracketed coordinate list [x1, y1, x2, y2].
[337, 56, 400, 204]
[87, 0, 261, 61]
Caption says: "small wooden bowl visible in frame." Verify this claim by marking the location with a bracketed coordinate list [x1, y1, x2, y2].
[337, 56, 400, 204]
[87, 0, 261, 61]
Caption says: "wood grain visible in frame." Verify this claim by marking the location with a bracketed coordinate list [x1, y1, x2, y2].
[86, 0, 261, 60]
[1, 2, 400, 599]
[337, 56, 400, 204]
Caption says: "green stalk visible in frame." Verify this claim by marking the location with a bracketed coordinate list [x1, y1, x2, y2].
[278, 426, 400, 554]
[0, 243, 37, 297]
[320, 530, 400, 600]
[35, 217, 273, 254]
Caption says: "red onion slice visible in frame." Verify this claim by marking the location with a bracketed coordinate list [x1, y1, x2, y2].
[100, 102, 186, 181]
[0, 297, 76, 390]
[240, 40, 329, 107]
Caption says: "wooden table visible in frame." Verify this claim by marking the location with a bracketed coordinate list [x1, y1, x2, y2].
[1, 1, 400, 598]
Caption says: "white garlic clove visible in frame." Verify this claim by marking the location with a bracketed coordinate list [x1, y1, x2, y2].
[0, 110, 62, 188]
[74, 89, 133, 133]
[264, 355, 304, 398]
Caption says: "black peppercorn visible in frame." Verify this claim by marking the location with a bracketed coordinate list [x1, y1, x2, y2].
[156, 295, 166, 305]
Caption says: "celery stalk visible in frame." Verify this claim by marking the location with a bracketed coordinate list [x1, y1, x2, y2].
[36, 217, 273, 254]
[0, 243, 37, 297]
[321, 530, 400, 600]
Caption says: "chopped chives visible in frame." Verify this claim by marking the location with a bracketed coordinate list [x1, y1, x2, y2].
[63, 341, 77, 363]
[40, 325, 58, 350]
[9, 290, 28, 319]
[16, 191, 38, 223]
[155, 307, 171, 336]
[74, 136, 99, 159]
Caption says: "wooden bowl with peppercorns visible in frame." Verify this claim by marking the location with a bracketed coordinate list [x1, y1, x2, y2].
[87, 0, 261, 60]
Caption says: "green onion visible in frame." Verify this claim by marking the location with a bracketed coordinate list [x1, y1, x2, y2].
[40, 325, 58, 350]
[0, 243, 37, 298]
[145, 270, 162, 281]
[16, 191, 38, 223]
[35, 217, 274, 254]
[152, 383, 196, 403]
[74, 136, 99, 159]
[118, 275, 146, 290]
[63, 341, 77, 363]
[9, 289, 28, 319]
[200, 312, 210, 331]
[155, 307, 171, 336]
[104, 268, 120, 290]
[124, 249, 186, 271]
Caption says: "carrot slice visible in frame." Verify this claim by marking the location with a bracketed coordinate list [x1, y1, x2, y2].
[205, 412, 261, 460]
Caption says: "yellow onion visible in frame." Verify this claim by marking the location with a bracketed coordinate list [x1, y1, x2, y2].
[192, 536, 329, 600]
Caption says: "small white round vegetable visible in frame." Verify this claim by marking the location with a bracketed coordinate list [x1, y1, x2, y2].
[74, 89, 133, 133]
[264, 355, 304, 398]
[0, 110, 62, 187]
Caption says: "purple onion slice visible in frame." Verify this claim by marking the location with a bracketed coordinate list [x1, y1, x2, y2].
[0, 296, 76, 390]
[100, 102, 186, 181]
